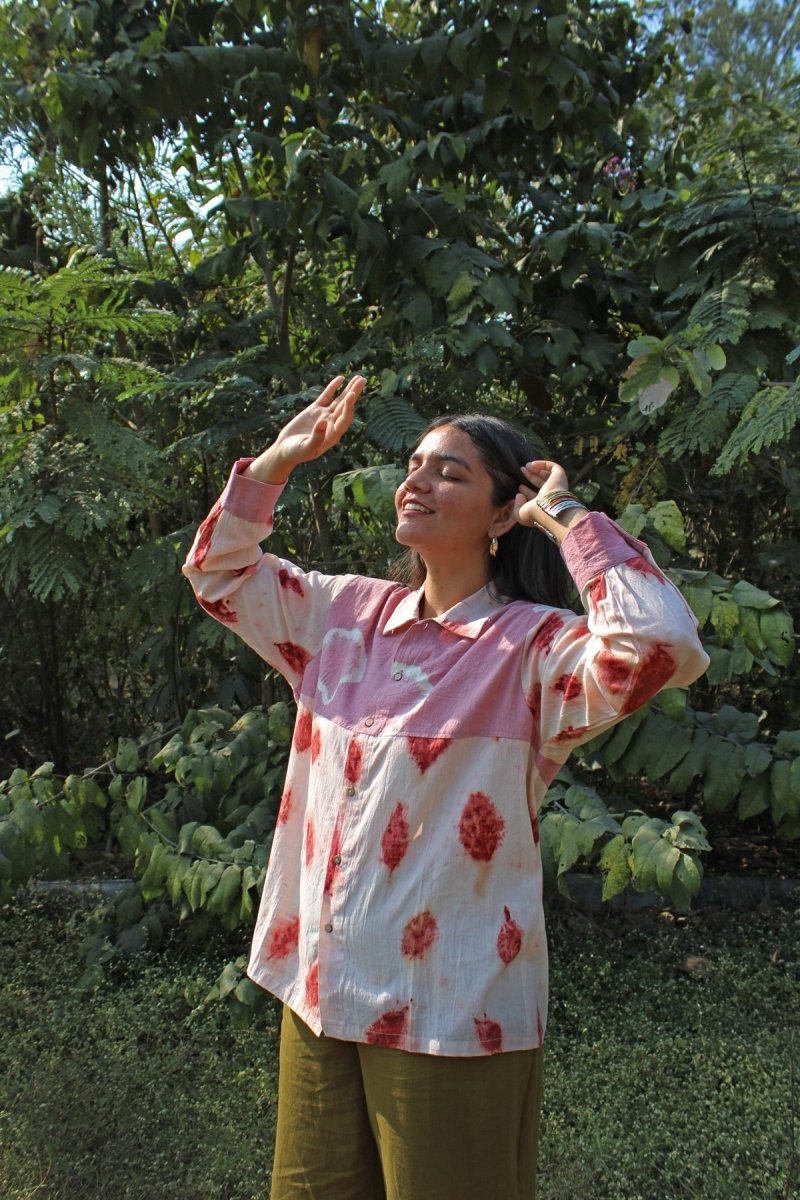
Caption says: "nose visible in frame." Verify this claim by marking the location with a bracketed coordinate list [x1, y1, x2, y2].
[403, 462, 430, 491]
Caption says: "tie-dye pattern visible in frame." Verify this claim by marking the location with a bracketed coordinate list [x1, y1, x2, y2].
[183, 459, 709, 1055]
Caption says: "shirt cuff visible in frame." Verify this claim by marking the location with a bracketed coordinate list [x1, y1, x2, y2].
[560, 511, 652, 593]
[220, 458, 286, 523]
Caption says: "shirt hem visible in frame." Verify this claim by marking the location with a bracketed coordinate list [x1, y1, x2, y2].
[247, 966, 546, 1057]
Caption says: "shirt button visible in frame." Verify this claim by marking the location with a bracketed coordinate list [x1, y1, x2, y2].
[332, 855, 342, 865]
[346, 786, 355, 796]
[324, 922, 333, 933]
[393, 670, 403, 681]
[364, 717, 374, 727]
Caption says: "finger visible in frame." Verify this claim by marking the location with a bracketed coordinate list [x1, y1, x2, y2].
[315, 375, 346, 408]
[520, 465, 548, 485]
[331, 377, 365, 432]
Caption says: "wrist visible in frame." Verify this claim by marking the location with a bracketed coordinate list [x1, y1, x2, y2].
[244, 446, 293, 485]
[558, 506, 590, 533]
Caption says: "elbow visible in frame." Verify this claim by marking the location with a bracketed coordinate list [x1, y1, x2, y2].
[670, 632, 710, 689]
[618, 633, 708, 716]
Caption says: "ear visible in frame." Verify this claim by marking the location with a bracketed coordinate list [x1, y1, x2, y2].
[489, 498, 517, 538]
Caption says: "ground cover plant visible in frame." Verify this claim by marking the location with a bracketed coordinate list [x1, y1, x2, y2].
[1, 891, 797, 1200]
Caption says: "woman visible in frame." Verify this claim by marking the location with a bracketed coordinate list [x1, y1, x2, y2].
[183, 375, 708, 1199]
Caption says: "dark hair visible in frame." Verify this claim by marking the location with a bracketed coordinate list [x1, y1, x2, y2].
[394, 413, 572, 609]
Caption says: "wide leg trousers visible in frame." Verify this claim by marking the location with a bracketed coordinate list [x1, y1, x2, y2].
[270, 1006, 544, 1200]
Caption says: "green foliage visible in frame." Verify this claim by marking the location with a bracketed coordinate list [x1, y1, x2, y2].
[0, 257, 176, 601]
[1, 704, 291, 1008]
[540, 773, 710, 912]
[581, 700, 800, 840]
[0, 763, 107, 905]
[0, 0, 798, 939]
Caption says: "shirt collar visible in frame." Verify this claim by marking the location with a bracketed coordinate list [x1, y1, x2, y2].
[382, 584, 506, 640]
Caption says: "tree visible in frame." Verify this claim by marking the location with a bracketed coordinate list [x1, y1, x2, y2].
[0, 0, 798, 976]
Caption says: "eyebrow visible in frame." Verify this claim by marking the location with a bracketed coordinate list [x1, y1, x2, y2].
[408, 451, 473, 471]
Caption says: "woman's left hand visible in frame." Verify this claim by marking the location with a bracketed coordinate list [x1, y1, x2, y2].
[513, 460, 570, 528]
[514, 460, 589, 543]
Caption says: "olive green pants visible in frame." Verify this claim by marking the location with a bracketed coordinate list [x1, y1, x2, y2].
[270, 1006, 544, 1200]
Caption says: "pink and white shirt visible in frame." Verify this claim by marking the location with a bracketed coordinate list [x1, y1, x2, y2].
[183, 461, 708, 1057]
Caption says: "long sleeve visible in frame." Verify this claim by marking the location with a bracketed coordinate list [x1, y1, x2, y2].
[520, 512, 709, 756]
[182, 460, 354, 695]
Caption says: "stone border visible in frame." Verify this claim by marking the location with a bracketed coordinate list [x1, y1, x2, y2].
[558, 872, 800, 912]
[30, 874, 800, 913]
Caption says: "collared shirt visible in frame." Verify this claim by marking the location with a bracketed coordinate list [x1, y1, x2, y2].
[183, 461, 709, 1056]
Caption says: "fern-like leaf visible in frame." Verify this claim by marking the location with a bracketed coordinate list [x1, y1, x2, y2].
[364, 393, 427, 453]
[686, 283, 751, 347]
[712, 381, 800, 474]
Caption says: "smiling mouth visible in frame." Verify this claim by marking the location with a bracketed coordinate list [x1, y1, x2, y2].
[401, 502, 433, 514]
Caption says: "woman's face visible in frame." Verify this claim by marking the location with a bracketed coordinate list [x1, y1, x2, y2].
[394, 425, 511, 561]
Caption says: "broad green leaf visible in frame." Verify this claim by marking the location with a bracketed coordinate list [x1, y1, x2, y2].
[627, 336, 664, 359]
[664, 811, 711, 853]
[208, 864, 242, 917]
[743, 742, 772, 778]
[115, 737, 139, 773]
[599, 835, 631, 900]
[703, 742, 746, 811]
[167, 856, 192, 906]
[648, 721, 694, 781]
[672, 854, 702, 910]
[678, 579, 715, 628]
[544, 229, 570, 266]
[658, 689, 688, 723]
[177, 821, 200, 855]
[630, 821, 678, 893]
[125, 775, 147, 814]
[770, 761, 798, 822]
[556, 821, 584, 875]
[775, 731, 800, 756]
[759, 608, 795, 667]
[268, 701, 292, 747]
[10, 796, 44, 844]
[447, 271, 475, 309]
[709, 593, 739, 643]
[669, 729, 712, 795]
[709, 706, 759, 741]
[728, 636, 754, 676]
[650, 500, 686, 551]
[597, 706, 648, 769]
[705, 646, 732, 685]
[616, 504, 648, 539]
[738, 774, 770, 820]
[140, 842, 170, 901]
[730, 581, 779, 611]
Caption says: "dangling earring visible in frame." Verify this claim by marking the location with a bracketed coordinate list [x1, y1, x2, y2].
[489, 536, 499, 557]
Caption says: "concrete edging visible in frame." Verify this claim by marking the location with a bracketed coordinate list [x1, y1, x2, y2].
[557, 872, 800, 912]
[30, 874, 800, 913]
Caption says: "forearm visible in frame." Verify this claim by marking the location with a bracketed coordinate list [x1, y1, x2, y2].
[537, 504, 591, 546]
[244, 444, 293, 486]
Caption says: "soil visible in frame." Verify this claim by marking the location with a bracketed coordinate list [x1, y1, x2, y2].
[700, 810, 800, 879]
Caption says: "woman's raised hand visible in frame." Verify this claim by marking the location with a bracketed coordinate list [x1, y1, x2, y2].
[247, 375, 366, 484]
[513, 460, 588, 543]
